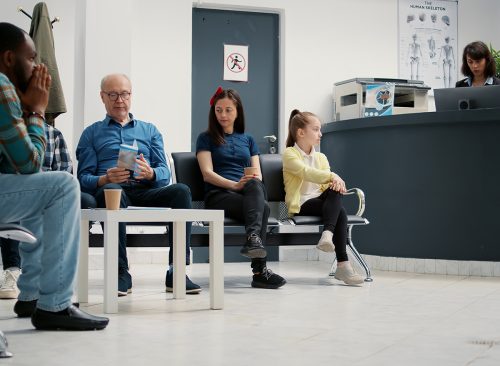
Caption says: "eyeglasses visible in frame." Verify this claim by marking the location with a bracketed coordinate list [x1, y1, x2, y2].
[103, 91, 131, 101]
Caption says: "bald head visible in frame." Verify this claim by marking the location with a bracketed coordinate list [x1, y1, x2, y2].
[100, 73, 132, 124]
[100, 73, 131, 91]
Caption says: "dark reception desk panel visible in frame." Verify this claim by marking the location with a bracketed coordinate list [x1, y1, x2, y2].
[321, 109, 500, 261]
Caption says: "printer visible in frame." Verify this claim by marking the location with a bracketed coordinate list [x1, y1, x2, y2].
[332, 78, 430, 121]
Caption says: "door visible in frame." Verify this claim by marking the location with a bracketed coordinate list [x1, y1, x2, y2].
[191, 8, 280, 154]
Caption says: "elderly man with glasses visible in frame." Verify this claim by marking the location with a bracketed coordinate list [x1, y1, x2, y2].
[76, 74, 201, 297]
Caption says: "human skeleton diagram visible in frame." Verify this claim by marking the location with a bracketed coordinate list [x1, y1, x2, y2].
[428, 36, 436, 59]
[438, 36, 455, 87]
[407, 34, 423, 80]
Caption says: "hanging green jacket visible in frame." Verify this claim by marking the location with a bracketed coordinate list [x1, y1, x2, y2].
[29, 2, 67, 124]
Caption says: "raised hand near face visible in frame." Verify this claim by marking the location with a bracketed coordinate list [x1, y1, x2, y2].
[19, 64, 51, 115]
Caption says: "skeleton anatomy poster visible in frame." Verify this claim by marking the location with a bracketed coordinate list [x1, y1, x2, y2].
[398, 0, 458, 90]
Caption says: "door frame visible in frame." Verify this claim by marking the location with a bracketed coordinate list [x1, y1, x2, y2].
[191, 2, 286, 153]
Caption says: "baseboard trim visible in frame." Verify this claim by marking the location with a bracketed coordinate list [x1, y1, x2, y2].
[278, 246, 500, 277]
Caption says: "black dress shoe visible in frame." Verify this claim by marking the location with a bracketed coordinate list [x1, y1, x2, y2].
[14, 300, 38, 318]
[14, 300, 80, 318]
[31, 305, 109, 331]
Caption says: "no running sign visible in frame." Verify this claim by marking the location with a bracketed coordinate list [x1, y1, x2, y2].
[223, 44, 248, 82]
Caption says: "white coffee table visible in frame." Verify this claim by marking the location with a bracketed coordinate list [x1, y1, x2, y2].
[77, 208, 224, 313]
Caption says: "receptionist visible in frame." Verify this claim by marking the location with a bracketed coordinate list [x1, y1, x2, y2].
[456, 41, 500, 87]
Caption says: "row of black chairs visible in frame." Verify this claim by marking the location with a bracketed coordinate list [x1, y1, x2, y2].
[171, 152, 372, 281]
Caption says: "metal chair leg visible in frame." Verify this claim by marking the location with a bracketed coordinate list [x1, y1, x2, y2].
[328, 257, 337, 276]
[346, 225, 373, 282]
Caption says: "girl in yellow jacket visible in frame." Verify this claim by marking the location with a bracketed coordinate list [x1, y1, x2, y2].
[283, 109, 363, 285]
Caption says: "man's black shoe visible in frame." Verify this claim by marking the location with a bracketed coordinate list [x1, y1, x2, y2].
[240, 234, 267, 259]
[14, 300, 38, 318]
[14, 300, 81, 318]
[251, 267, 286, 289]
[31, 305, 109, 331]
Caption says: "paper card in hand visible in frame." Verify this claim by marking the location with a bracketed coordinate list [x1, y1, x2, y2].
[117, 144, 138, 170]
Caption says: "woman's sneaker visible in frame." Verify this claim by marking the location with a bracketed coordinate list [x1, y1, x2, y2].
[251, 267, 286, 289]
[334, 263, 364, 285]
[316, 230, 335, 252]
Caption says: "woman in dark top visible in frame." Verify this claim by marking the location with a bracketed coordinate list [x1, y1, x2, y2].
[456, 41, 500, 87]
[196, 87, 286, 289]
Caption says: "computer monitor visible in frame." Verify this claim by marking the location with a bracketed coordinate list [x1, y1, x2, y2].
[434, 85, 500, 112]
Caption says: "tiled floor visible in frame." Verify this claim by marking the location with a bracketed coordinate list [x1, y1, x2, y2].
[1, 261, 500, 366]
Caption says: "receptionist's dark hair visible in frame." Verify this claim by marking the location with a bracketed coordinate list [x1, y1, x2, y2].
[461, 41, 496, 79]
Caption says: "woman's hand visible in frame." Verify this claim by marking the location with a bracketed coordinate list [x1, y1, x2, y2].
[330, 174, 347, 194]
[233, 175, 253, 191]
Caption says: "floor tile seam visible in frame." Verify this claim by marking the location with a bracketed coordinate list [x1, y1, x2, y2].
[352, 305, 488, 364]
[288, 329, 332, 343]
[451, 288, 500, 314]
[460, 344, 496, 366]
[387, 275, 476, 302]
[443, 278, 500, 300]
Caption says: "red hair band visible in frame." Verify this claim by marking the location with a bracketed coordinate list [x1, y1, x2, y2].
[209, 86, 223, 106]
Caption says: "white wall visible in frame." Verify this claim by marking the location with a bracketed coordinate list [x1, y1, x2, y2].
[83, 0, 133, 127]
[130, 0, 192, 154]
[458, 0, 500, 56]
[2, 0, 499, 155]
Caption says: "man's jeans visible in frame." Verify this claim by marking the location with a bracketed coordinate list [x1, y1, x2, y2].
[94, 182, 192, 269]
[0, 172, 80, 312]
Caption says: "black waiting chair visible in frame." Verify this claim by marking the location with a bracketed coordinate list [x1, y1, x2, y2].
[259, 153, 372, 282]
[0, 223, 37, 358]
[171, 152, 279, 228]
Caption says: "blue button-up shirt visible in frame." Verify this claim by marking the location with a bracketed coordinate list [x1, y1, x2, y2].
[76, 114, 170, 194]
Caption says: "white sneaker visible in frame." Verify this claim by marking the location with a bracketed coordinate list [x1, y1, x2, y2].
[316, 230, 335, 252]
[0, 268, 20, 299]
[334, 263, 364, 285]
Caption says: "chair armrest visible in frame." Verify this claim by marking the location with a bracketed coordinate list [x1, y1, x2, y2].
[343, 188, 366, 216]
[168, 154, 176, 184]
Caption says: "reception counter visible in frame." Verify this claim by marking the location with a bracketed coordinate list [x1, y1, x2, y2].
[321, 109, 500, 261]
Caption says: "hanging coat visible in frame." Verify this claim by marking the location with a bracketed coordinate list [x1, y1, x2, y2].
[29, 2, 66, 125]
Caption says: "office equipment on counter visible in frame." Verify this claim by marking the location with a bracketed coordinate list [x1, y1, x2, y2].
[332, 78, 430, 121]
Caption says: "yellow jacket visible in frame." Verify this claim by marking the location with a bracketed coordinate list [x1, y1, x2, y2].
[282, 146, 336, 215]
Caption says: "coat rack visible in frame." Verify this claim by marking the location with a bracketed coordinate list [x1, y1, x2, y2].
[17, 6, 60, 24]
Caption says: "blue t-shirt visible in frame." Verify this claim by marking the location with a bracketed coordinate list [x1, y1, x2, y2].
[196, 131, 259, 193]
